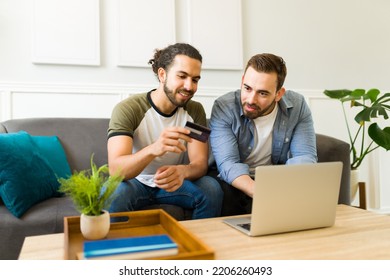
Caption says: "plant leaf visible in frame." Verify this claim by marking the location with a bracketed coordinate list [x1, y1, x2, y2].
[351, 89, 366, 98]
[355, 108, 371, 123]
[376, 107, 389, 119]
[58, 154, 124, 216]
[324, 88, 390, 169]
[323, 89, 351, 99]
[354, 90, 390, 123]
[366, 88, 380, 102]
[368, 123, 390, 150]
[374, 93, 390, 105]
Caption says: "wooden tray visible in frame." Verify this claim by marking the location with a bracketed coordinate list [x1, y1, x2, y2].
[63, 209, 214, 260]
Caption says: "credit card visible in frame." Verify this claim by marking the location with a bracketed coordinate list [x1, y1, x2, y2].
[184, 121, 211, 142]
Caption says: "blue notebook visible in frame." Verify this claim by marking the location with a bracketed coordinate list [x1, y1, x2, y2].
[82, 234, 178, 260]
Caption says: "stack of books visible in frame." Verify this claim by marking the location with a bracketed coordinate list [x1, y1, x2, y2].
[80, 234, 178, 260]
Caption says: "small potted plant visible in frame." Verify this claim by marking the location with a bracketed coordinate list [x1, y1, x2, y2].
[323, 88, 390, 198]
[58, 155, 123, 240]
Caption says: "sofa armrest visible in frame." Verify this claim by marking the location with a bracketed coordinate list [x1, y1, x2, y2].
[316, 134, 350, 205]
[0, 123, 6, 133]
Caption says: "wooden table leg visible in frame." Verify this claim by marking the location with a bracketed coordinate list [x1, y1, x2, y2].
[358, 182, 367, 210]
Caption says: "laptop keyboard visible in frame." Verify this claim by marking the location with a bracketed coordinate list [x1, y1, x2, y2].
[238, 223, 251, 231]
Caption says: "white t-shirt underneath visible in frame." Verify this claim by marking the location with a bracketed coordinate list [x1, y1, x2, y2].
[244, 105, 278, 178]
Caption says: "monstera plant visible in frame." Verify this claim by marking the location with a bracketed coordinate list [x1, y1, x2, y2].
[324, 88, 390, 170]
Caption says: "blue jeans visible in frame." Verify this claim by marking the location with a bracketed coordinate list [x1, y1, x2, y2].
[109, 176, 223, 219]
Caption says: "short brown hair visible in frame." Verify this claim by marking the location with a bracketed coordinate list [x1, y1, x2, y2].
[245, 53, 287, 91]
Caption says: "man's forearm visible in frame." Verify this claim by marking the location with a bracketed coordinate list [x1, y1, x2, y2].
[109, 145, 156, 180]
[179, 161, 208, 181]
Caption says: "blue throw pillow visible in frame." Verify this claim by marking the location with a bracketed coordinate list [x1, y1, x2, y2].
[0, 131, 67, 218]
[31, 135, 71, 179]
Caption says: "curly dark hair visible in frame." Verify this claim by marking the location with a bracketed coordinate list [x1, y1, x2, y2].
[148, 43, 202, 78]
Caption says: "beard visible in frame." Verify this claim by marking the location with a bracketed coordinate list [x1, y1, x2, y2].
[163, 82, 194, 108]
[242, 99, 276, 119]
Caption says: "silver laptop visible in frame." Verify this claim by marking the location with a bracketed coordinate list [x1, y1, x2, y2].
[223, 162, 343, 236]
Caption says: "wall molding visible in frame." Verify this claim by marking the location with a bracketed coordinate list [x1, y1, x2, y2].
[0, 81, 325, 100]
[0, 82, 236, 121]
[0, 81, 230, 122]
[187, 0, 243, 69]
[0, 81, 236, 97]
[116, 0, 176, 67]
[0, 82, 330, 124]
[0, 91, 12, 121]
[31, 0, 100, 66]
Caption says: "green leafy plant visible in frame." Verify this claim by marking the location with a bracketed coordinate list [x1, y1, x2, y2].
[58, 155, 123, 216]
[324, 88, 390, 169]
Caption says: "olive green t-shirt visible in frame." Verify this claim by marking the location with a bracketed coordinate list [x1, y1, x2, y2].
[108, 90, 207, 187]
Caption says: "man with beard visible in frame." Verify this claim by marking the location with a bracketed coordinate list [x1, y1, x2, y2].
[107, 43, 222, 219]
[209, 53, 317, 215]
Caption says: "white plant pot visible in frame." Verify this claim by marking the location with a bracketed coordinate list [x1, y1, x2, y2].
[350, 169, 359, 201]
[80, 210, 110, 240]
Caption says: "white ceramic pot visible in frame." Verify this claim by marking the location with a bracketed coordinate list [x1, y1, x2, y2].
[80, 210, 110, 240]
[350, 169, 359, 201]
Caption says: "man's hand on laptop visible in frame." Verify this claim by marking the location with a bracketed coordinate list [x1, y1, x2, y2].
[232, 175, 255, 198]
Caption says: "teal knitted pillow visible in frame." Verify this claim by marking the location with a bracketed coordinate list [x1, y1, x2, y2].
[31, 135, 71, 179]
[0, 131, 64, 217]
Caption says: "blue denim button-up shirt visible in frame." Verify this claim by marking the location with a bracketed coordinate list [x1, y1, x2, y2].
[209, 89, 317, 184]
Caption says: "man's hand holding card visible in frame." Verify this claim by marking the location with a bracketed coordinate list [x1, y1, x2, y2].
[184, 121, 211, 143]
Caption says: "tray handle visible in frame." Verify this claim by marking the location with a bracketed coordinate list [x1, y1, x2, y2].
[109, 210, 162, 226]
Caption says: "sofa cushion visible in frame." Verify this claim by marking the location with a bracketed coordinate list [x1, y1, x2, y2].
[0, 196, 78, 260]
[0, 131, 67, 218]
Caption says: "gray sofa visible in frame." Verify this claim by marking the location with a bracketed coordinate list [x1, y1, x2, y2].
[0, 118, 350, 259]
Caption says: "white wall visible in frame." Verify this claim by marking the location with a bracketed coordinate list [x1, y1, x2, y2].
[1, 0, 390, 212]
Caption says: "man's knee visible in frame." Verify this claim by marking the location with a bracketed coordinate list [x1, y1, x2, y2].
[195, 176, 223, 199]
